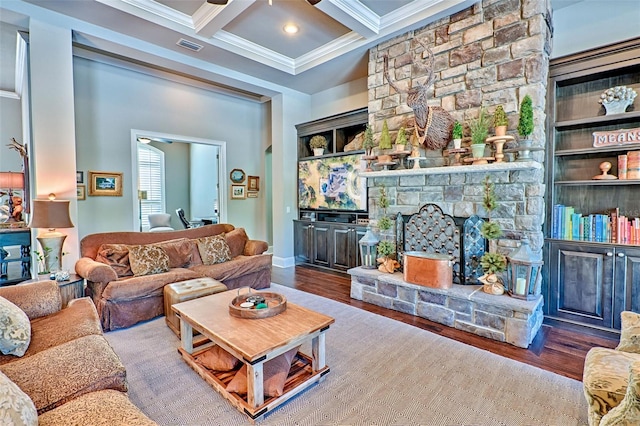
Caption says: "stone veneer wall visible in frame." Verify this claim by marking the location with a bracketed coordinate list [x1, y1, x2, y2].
[366, 0, 553, 255]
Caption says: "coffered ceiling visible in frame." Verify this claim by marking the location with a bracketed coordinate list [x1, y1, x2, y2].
[1, 0, 581, 98]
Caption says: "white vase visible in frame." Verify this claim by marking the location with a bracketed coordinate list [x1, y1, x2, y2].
[313, 148, 324, 156]
[453, 138, 462, 149]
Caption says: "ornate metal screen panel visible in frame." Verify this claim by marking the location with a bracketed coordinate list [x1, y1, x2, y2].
[462, 215, 487, 285]
[404, 204, 461, 283]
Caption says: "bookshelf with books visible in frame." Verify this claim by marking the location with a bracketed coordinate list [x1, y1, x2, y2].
[545, 38, 640, 333]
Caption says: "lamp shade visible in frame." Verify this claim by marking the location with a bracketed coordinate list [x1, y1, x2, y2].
[29, 199, 74, 229]
[0, 172, 24, 189]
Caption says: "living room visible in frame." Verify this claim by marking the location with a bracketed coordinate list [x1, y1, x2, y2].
[1, 0, 640, 424]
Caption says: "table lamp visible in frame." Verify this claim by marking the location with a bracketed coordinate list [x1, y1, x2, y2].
[0, 172, 25, 222]
[29, 193, 74, 273]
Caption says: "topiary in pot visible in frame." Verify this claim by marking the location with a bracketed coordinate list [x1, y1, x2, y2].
[468, 108, 489, 158]
[310, 135, 328, 156]
[394, 127, 407, 151]
[493, 105, 508, 136]
[452, 121, 463, 149]
[363, 124, 375, 156]
[376, 240, 399, 273]
[517, 95, 534, 140]
[379, 120, 392, 150]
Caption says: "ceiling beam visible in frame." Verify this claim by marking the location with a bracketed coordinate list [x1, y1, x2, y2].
[193, 0, 256, 39]
[312, 0, 379, 38]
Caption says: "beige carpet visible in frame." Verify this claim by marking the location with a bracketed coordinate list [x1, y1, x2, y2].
[105, 284, 588, 425]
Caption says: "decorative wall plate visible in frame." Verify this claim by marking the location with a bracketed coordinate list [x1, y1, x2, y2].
[229, 168, 246, 183]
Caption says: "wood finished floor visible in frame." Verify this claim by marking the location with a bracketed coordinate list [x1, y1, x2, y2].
[272, 265, 618, 382]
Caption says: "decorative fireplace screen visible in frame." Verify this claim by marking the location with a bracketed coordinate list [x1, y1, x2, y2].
[400, 203, 486, 285]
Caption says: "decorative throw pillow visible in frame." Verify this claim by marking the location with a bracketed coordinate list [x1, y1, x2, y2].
[154, 238, 193, 268]
[226, 346, 299, 397]
[0, 371, 37, 426]
[127, 244, 170, 276]
[196, 345, 239, 372]
[196, 235, 232, 265]
[617, 311, 640, 353]
[225, 228, 249, 258]
[95, 243, 133, 277]
[0, 296, 31, 357]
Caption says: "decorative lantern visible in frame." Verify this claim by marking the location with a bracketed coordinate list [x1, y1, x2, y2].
[359, 224, 379, 269]
[506, 236, 543, 300]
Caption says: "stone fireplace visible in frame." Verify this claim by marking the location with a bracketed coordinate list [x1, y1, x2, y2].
[348, 1, 553, 348]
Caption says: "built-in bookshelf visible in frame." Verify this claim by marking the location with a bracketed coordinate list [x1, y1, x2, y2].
[544, 38, 640, 333]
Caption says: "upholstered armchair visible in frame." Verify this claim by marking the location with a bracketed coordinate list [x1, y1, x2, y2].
[583, 311, 640, 425]
[148, 213, 174, 232]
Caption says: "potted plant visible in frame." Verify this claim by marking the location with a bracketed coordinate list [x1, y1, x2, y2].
[310, 135, 328, 156]
[363, 124, 375, 156]
[376, 240, 399, 273]
[493, 105, 508, 136]
[394, 127, 407, 152]
[478, 176, 508, 294]
[516, 94, 534, 161]
[468, 107, 489, 159]
[377, 120, 393, 163]
[452, 121, 463, 149]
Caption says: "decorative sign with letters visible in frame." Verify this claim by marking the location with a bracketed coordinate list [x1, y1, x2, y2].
[593, 127, 640, 147]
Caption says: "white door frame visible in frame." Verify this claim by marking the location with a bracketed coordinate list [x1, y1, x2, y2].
[130, 129, 227, 231]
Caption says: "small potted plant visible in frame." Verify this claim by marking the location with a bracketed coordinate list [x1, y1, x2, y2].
[468, 107, 489, 159]
[493, 105, 508, 136]
[377, 120, 393, 163]
[394, 126, 407, 152]
[376, 240, 399, 273]
[516, 94, 534, 161]
[363, 124, 375, 156]
[452, 121, 463, 149]
[310, 135, 328, 156]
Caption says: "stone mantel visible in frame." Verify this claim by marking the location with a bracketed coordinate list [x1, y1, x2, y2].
[360, 160, 542, 178]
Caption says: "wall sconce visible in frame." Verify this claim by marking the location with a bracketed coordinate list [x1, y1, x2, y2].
[28, 193, 74, 273]
[506, 236, 543, 300]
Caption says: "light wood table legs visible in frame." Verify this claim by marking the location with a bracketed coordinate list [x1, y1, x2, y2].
[180, 319, 193, 354]
[247, 362, 264, 408]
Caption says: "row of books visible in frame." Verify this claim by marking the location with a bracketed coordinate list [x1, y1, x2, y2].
[618, 152, 640, 180]
[552, 205, 640, 244]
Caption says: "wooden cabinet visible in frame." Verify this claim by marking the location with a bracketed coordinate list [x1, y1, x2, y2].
[545, 38, 640, 332]
[296, 108, 368, 159]
[294, 220, 366, 271]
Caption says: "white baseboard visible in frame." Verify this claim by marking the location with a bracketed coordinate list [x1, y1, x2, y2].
[272, 256, 295, 268]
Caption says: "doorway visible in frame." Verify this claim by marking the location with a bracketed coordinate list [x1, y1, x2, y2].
[130, 130, 227, 231]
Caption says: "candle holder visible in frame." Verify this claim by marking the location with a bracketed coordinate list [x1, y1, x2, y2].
[506, 236, 543, 300]
[358, 224, 379, 269]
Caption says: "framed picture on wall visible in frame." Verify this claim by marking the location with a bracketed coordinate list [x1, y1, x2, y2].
[76, 171, 84, 183]
[247, 175, 259, 192]
[88, 171, 123, 196]
[247, 191, 258, 198]
[231, 184, 246, 199]
[77, 185, 86, 200]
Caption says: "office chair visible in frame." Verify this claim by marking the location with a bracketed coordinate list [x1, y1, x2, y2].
[176, 208, 191, 229]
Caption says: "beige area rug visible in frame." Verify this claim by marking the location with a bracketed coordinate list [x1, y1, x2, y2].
[105, 284, 588, 426]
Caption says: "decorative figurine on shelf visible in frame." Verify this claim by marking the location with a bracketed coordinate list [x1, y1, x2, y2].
[593, 161, 618, 180]
[599, 86, 637, 115]
[383, 38, 454, 151]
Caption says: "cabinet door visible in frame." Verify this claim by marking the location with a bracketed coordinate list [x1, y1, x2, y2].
[330, 225, 354, 271]
[613, 247, 640, 329]
[312, 224, 331, 267]
[353, 226, 367, 268]
[293, 221, 312, 263]
[548, 242, 615, 329]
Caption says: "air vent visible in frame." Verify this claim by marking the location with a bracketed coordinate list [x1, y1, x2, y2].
[176, 38, 203, 52]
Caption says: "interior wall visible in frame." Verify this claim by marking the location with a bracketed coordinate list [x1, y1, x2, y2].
[190, 142, 219, 223]
[310, 77, 368, 121]
[73, 56, 268, 241]
[551, 1, 640, 58]
[0, 97, 23, 172]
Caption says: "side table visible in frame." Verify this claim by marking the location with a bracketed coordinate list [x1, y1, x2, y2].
[20, 274, 85, 308]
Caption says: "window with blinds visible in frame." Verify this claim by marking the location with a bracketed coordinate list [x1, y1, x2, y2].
[138, 144, 165, 231]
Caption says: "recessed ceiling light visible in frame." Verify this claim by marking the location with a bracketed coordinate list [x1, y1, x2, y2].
[283, 24, 299, 34]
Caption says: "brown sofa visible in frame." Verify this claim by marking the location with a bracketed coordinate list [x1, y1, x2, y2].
[0, 280, 156, 424]
[75, 224, 272, 331]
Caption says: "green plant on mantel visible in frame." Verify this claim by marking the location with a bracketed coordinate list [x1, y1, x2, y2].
[363, 124, 375, 155]
[493, 105, 508, 127]
[379, 120, 392, 150]
[518, 95, 534, 138]
[452, 121, 463, 139]
[395, 127, 407, 147]
[480, 252, 507, 274]
[377, 216, 393, 232]
[377, 240, 396, 257]
[469, 108, 490, 145]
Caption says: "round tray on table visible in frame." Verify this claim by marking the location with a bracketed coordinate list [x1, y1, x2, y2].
[229, 290, 287, 319]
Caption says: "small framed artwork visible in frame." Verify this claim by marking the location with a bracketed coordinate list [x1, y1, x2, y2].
[76, 171, 84, 183]
[76, 185, 86, 200]
[88, 171, 123, 196]
[230, 168, 246, 184]
[247, 191, 258, 198]
[231, 184, 246, 199]
[247, 175, 260, 191]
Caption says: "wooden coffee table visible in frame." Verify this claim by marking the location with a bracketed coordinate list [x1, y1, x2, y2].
[172, 289, 334, 422]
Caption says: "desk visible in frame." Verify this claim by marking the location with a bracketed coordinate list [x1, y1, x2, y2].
[0, 228, 31, 286]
